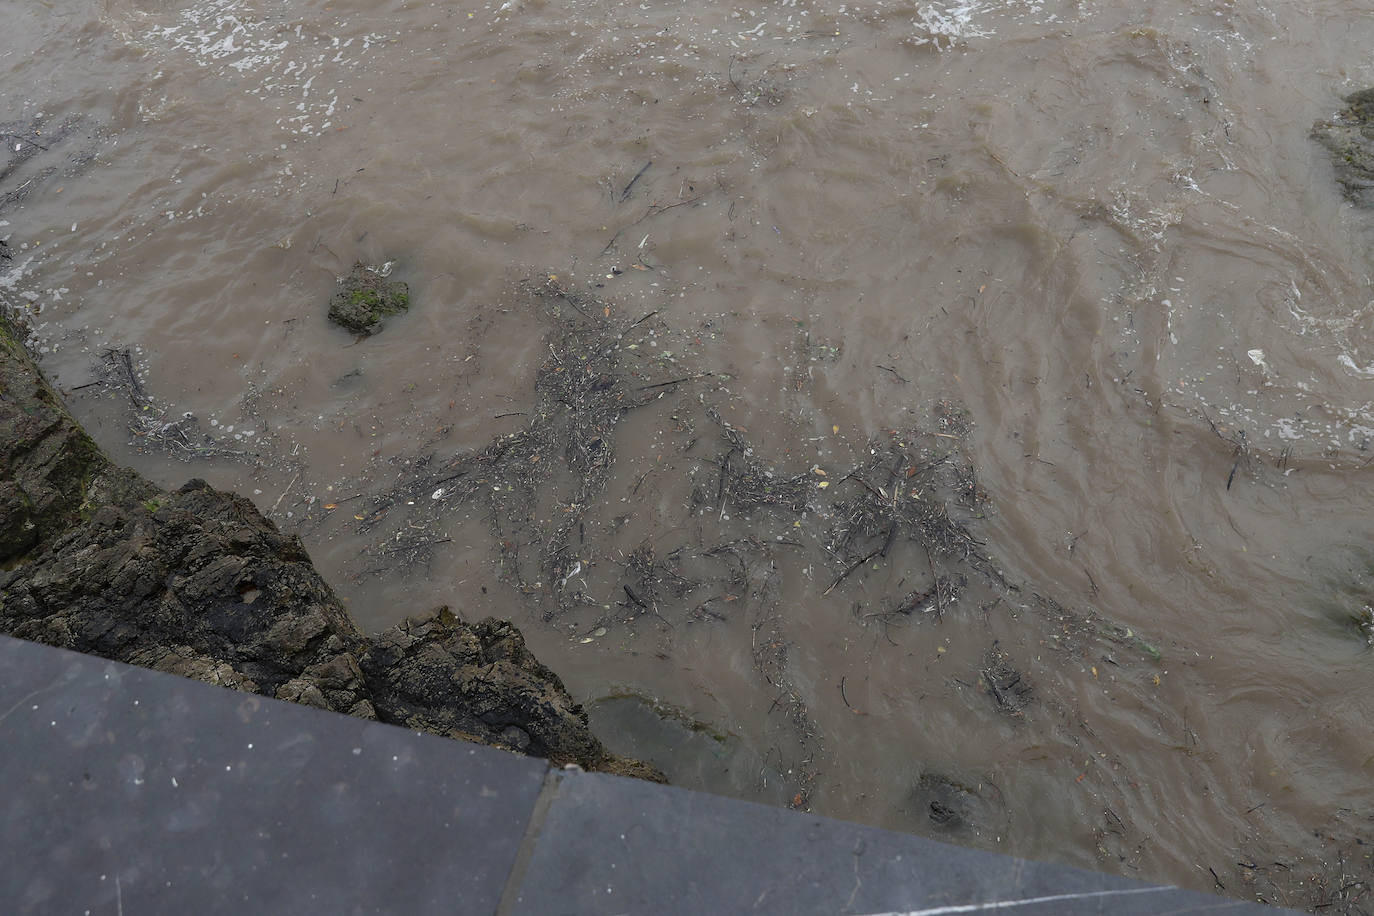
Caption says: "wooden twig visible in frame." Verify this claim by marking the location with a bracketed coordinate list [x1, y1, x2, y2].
[271, 472, 300, 515]
[824, 545, 883, 596]
[620, 160, 652, 201]
[601, 195, 705, 255]
[636, 372, 714, 392]
[927, 547, 943, 619]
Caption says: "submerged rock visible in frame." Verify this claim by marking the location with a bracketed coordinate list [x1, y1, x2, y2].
[1312, 88, 1374, 206]
[906, 771, 1006, 839]
[327, 261, 410, 335]
[0, 309, 659, 779]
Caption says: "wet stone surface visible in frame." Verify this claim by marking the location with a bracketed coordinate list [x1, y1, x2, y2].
[509, 770, 1275, 915]
[0, 635, 546, 915]
[0, 635, 1283, 916]
[327, 261, 410, 336]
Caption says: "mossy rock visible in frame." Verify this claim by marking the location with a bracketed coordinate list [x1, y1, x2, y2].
[327, 262, 410, 336]
[1312, 88, 1374, 206]
[0, 310, 158, 564]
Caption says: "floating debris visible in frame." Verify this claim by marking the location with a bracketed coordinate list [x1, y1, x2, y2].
[979, 643, 1032, 718]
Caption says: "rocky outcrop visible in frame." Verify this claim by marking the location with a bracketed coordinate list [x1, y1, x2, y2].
[0, 310, 659, 778]
[362, 611, 662, 779]
[0, 316, 151, 559]
[1, 479, 379, 717]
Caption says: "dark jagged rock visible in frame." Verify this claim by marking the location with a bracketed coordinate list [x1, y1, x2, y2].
[0, 479, 377, 719]
[0, 309, 658, 779]
[327, 262, 410, 335]
[1313, 88, 1374, 206]
[364, 610, 664, 778]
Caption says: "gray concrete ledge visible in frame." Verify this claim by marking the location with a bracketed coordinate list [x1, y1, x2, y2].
[0, 635, 1283, 915]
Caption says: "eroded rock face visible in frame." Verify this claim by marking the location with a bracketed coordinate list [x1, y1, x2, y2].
[0, 480, 376, 717]
[0, 321, 153, 562]
[363, 610, 603, 761]
[361, 611, 664, 779]
[0, 311, 658, 778]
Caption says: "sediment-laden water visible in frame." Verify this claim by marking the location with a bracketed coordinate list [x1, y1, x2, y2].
[5, 0, 1374, 906]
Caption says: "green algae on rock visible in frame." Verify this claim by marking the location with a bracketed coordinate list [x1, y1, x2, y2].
[1312, 88, 1374, 207]
[0, 314, 156, 563]
[327, 261, 410, 335]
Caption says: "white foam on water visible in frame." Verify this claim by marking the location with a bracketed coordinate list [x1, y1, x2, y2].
[142, 0, 395, 139]
[910, 1, 997, 48]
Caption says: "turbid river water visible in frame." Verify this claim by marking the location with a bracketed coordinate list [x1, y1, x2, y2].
[4, 0, 1374, 907]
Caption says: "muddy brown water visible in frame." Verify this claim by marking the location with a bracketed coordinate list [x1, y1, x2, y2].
[5, 0, 1374, 905]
